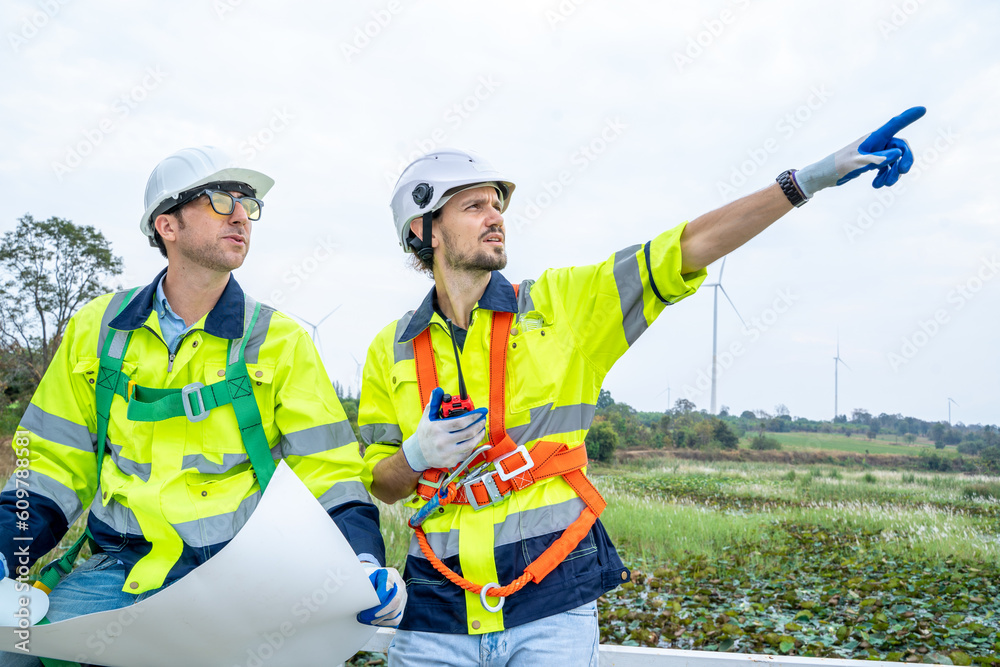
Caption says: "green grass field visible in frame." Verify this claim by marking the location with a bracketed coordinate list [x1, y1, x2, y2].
[744, 431, 958, 456]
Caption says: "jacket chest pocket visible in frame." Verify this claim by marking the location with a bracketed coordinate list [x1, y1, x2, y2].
[388, 362, 423, 438]
[506, 314, 560, 415]
[73, 356, 140, 456]
[198, 363, 276, 454]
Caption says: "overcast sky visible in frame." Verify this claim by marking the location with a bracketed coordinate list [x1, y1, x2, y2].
[2, 0, 997, 426]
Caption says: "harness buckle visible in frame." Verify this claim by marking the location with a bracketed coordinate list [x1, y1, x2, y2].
[464, 470, 509, 511]
[181, 382, 209, 422]
[493, 445, 534, 482]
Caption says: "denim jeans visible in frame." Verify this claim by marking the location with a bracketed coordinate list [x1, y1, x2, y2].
[0, 554, 168, 667]
[387, 600, 599, 667]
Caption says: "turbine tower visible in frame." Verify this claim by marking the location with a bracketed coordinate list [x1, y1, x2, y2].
[948, 397, 959, 425]
[289, 305, 341, 357]
[705, 257, 746, 414]
[833, 335, 850, 420]
[351, 353, 364, 398]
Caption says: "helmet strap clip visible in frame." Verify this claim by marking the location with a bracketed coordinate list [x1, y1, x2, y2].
[413, 211, 435, 261]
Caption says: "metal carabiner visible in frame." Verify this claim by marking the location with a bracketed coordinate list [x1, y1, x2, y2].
[408, 444, 491, 529]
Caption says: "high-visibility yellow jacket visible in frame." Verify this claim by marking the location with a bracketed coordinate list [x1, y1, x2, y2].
[360, 222, 706, 634]
[1, 270, 383, 593]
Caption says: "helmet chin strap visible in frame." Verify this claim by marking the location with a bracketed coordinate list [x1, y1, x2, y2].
[414, 211, 435, 260]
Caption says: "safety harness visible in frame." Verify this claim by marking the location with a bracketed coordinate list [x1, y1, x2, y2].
[409, 287, 607, 611]
[33, 289, 277, 667]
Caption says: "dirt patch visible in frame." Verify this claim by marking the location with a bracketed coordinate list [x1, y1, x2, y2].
[0, 436, 14, 480]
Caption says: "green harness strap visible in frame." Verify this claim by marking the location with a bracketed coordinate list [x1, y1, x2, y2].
[35, 293, 275, 667]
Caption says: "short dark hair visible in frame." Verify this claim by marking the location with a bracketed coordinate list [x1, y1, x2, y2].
[151, 207, 186, 259]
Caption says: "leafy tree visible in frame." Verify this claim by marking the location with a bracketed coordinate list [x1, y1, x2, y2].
[0, 214, 123, 390]
[585, 419, 618, 463]
[774, 403, 790, 417]
[929, 422, 947, 448]
[750, 434, 781, 450]
[867, 424, 880, 440]
[851, 408, 872, 425]
[980, 446, 1000, 473]
[596, 388, 615, 410]
[718, 405, 730, 418]
[673, 398, 696, 414]
[740, 410, 756, 420]
[711, 419, 739, 450]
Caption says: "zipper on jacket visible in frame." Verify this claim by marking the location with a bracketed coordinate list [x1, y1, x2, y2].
[168, 352, 176, 372]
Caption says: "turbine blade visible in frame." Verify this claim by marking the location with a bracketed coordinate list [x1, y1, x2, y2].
[838, 358, 851, 371]
[316, 304, 342, 327]
[288, 312, 317, 328]
[718, 286, 747, 328]
[718, 256, 728, 283]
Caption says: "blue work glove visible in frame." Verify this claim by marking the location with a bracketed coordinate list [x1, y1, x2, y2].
[357, 564, 407, 627]
[402, 387, 488, 471]
[794, 106, 926, 198]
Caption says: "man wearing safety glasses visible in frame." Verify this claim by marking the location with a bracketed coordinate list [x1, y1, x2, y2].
[0, 146, 404, 665]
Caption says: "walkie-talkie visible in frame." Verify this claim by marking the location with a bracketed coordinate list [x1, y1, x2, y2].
[439, 319, 475, 418]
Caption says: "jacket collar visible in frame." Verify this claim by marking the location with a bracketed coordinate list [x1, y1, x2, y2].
[397, 271, 517, 343]
[109, 267, 247, 339]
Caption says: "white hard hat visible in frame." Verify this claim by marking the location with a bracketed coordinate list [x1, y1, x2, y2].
[140, 146, 274, 240]
[390, 148, 515, 255]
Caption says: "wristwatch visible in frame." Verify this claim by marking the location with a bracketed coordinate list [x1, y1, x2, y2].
[776, 169, 808, 207]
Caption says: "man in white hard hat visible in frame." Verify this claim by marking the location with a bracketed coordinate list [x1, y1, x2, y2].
[0, 146, 405, 665]
[358, 107, 926, 665]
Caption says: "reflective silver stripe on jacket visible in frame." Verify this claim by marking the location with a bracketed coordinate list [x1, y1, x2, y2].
[612, 244, 647, 346]
[281, 421, 356, 458]
[19, 404, 95, 453]
[407, 497, 584, 561]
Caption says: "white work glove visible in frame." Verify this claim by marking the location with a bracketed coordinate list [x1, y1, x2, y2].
[357, 563, 407, 628]
[402, 387, 488, 471]
[794, 106, 926, 199]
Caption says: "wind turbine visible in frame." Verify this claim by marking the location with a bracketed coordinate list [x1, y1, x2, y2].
[351, 353, 364, 398]
[706, 257, 746, 415]
[833, 334, 850, 420]
[948, 397, 959, 425]
[289, 305, 341, 357]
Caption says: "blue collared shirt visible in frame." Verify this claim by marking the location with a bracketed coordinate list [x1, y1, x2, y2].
[153, 276, 194, 354]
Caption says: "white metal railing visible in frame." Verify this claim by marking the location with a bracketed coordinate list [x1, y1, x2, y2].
[338, 629, 937, 667]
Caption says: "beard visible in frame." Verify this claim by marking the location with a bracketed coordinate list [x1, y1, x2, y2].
[174, 214, 249, 273]
[439, 226, 507, 273]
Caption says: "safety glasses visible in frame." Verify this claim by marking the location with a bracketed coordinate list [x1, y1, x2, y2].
[194, 189, 264, 221]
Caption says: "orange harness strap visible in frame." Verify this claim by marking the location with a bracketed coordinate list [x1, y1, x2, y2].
[407, 284, 607, 603]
